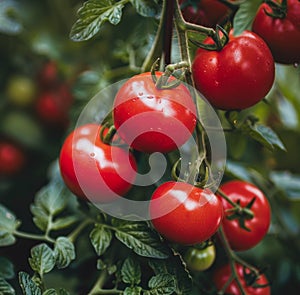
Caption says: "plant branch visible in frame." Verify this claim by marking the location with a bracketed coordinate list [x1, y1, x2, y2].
[14, 230, 55, 244]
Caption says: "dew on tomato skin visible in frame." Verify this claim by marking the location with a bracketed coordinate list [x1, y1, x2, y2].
[89, 152, 95, 158]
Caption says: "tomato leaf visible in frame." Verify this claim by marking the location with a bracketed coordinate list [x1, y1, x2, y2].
[0, 205, 20, 246]
[51, 216, 78, 231]
[129, 0, 160, 17]
[121, 257, 141, 285]
[145, 273, 176, 295]
[0, 257, 14, 279]
[0, 0, 22, 35]
[124, 286, 142, 295]
[19, 272, 42, 295]
[225, 160, 253, 182]
[28, 244, 55, 277]
[112, 219, 169, 259]
[70, 0, 124, 41]
[0, 278, 15, 295]
[90, 224, 112, 256]
[233, 0, 261, 35]
[54, 237, 76, 269]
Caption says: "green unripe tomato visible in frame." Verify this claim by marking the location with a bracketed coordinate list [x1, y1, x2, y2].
[6, 75, 37, 107]
[184, 244, 216, 271]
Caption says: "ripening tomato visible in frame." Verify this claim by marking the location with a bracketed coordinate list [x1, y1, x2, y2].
[213, 263, 271, 295]
[113, 72, 197, 153]
[192, 30, 275, 110]
[252, 0, 300, 64]
[218, 180, 271, 251]
[0, 141, 25, 176]
[38, 60, 59, 88]
[180, 0, 232, 28]
[149, 181, 223, 245]
[59, 124, 137, 203]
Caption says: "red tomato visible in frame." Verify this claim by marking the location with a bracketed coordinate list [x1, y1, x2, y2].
[213, 263, 271, 295]
[59, 124, 137, 203]
[149, 181, 223, 245]
[38, 60, 59, 88]
[113, 72, 197, 153]
[192, 30, 275, 110]
[180, 0, 231, 28]
[0, 141, 25, 176]
[218, 180, 271, 251]
[252, 0, 300, 64]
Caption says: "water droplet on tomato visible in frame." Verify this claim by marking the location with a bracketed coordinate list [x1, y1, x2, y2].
[90, 152, 95, 158]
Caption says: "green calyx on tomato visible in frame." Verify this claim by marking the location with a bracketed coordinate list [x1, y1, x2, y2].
[263, 0, 287, 18]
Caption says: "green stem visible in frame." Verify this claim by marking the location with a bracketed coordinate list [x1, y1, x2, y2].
[68, 218, 94, 243]
[14, 230, 55, 244]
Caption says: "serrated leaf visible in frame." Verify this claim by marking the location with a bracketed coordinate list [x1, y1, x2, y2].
[130, 0, 159, 17]
[70, 0, 124, 41]
[124, 286, 142, 295]
[0, 257, 14, 279]
[0, 278, 15, 295]
[42, 290, 56, 295]
[90, 224, 112, 256]
[225, 160, 253, 182]
[51, 216, 78, 231]
[112, 219, 169, 259]
[54, 237, 75, 269]
[233, 0, 261, 35]
[121, 258, 141, 285]
[0, 205, 20, 246]
[147, 274, 176, 295]
[19, 272, 42, 295]
[28, 244, 55, 276]
[0, 0, 22, 35]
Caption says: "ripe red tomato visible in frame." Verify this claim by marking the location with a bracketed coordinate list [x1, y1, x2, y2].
[149, 181, 223, 245]
[38, 60, 59, 88]
[180, 0, 231, 28]
[252, 0, 300, 64]
[113, 72, 197, 153]
[218, 180, 271, 251]
[0, 141, 25, 176]
[213, 263, 271, 295]
[192, 30, 275, 110]
[59, 124, 137, 203]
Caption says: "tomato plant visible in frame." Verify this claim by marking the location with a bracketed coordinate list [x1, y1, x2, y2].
[149, 181, 223, 245]
[183, 243, 216, 271]
[192, 29, 275, 110]
[252, 0, 300, 64]
[113, 72, 197, 153]
[59, 123, 137, 203]
[213, 263, 271, 295]
[218, 180, 271, 251]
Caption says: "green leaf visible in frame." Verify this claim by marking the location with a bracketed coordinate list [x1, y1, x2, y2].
[112, 219, 169, 259]
[54, 237, 75, 269]
[146, 274, 176, 295]
[270, 171, 300, 201]
[42, 290, 56, 295]
[70, 0, 124, 41]
[0, 257, 14, 279]
[0, 0, 22, 35]
[0, 205, 20, 246]
[121, 257, 141, 285]
[233, 0, 261, 35]
[0, 278, 15, 295]
[130, 0, 159, 17]
[225, 160, 253, 182]
[124, 286, 142, 295]
[28, 244, 55, 276]
[19, 272, 42, 295]
[51, 216, 78, 231]
[90, 224, 112, 256]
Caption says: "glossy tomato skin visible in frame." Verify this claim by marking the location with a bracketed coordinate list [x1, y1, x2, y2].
[113, 72, 197, 153]
[213, 263, 271, 295]
[59, 124, 137, 203]
[192, 30, 275, 110]
[0, 141, 25, 176]
[149, 181, 223, 245]
[180, 0, 231, 28]
[219, 180, 271, 251]
[252, 0, 300, 64]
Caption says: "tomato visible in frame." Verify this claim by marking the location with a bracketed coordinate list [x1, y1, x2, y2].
[218, 180, 271, 251]
[113, 72, 197, 153]
[184, 243, 216, 271]
[192, 30, 275, 110]
[38, 60, 59, 88]
[252, 0, 300, 64]
[149, 181, 223, 245]
[0, 141, 25, 176]
[213, 263, 271, 295]
[6, 75, 37, 107]
[180, 0, 231, 28]
[59, 124, 137, 203]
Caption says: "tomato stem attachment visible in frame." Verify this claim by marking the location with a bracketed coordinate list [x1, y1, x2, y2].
[99, 123, 117, 145]
[264, 0, 287, 19]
